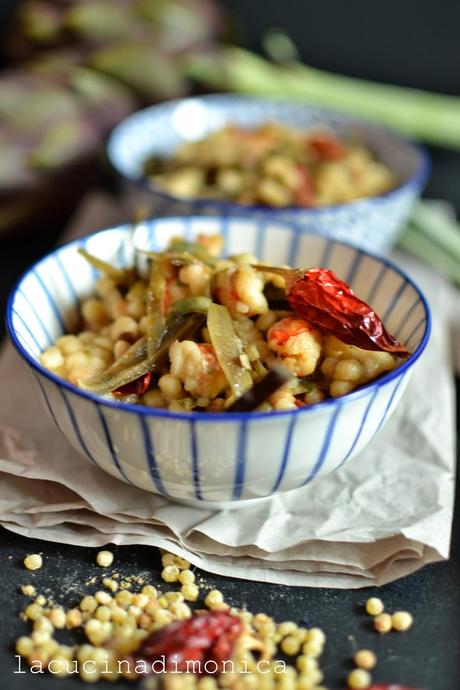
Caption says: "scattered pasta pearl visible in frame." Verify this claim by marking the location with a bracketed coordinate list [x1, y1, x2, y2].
[297, 655, 319, 673]
[48, 608, 66, 629]
[141, 585, 158, 598]
[308, 627, 326, 645]
[66, 609, 82, 628]
[373, 612, 393, 634]
[347, 668, 372, 689]
[80, 596, 97, 613]
[182, 583, 199, 602]
[96, 550, 114, 568]
[365, 597, 384, 616]
[95, 591, 112, 605]
[24, 554, 42, 571]
[278, 621, 298, 637]
[161, 565, 180, 583]
[24, 603, 43, 620]
[281, 635, 301, 656]
[302, 639, 324, 658]
[178, 569, 195, 585]
[204, 589, 224, 609]
[354, 649, 377, 670]
[15, 636, 34, 656]
[392, 611, 413, 631]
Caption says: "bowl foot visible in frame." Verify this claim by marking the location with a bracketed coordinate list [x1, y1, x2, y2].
[165, 486, 305, 511]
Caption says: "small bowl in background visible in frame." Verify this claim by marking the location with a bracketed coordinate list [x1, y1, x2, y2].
[7, 215, 430, 508]
[107, 94, 430, 254]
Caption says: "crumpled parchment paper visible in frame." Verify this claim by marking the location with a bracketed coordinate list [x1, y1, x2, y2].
[0, 193, 456, 588]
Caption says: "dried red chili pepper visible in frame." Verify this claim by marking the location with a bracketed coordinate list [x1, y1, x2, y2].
[113, 371, 152, 397]
[287, 268, 410, 355]
[253, 266, 410, 356]
[309, 132, 346, 160]
[130, 611, 242, 675]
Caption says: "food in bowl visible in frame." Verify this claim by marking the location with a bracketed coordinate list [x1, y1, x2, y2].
[143, 123, 396, 207]
[39, 233, 408, 413]
[108, 96, 430, 254]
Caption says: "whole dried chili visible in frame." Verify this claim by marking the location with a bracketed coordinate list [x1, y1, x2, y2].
[129, 611, 243, 675]
[252, 266, 410, 356]
[113, 371, 152, 397]
[288, 268, 410, 355]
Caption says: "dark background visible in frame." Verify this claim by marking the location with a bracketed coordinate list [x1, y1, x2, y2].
[1, 1, 460, 688]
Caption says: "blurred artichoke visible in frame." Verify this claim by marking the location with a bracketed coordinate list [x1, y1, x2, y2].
[90, 42, 187, 100]
[0, 0, 222, 233]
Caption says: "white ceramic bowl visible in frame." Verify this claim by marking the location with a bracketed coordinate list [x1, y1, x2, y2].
[107, 94, 430, 254]
[7, 216, 430, 508]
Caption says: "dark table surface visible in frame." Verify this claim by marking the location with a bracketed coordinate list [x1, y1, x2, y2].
[1, 145, 459, 689]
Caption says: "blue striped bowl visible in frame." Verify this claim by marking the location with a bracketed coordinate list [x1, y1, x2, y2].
[107, 94, 430, 254]
[6, 216, 430, 508]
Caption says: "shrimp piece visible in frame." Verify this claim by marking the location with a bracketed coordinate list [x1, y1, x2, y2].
[269, 386, 298, 411]
[267, 317, 322, 376]
[169, 340, 227, 399]
[213, 265, 268, 317]
[196, 233, 223, 257]
[178, 263, 210, 297]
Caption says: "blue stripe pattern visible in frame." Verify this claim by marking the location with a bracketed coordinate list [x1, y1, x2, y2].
[139, 417, 169, 496]
[34, 375, 65, 437]
[83, 237, 99, 279]
[319, 238, 334, 266]
[302, 405, 341, 485]
[55, 253, 80, 310]
[394, 297, 421, 336]
[233, 420, 248, 500]
[287, 224, 301, 267]
[345, 249, 364, 284]
[59, 388, 99, 466]
[18, 288, 53, 346]
[271, 415, 297, 493]
[189, 420, 203, 501]
[96, 405, 134, 484]
[220, 212, 229, 255]
[12, 308, 42, 355]
[115, 237, 126, 269]
[374, 374, 406, 437]
[183, 215, 193, 242]
[254, 219, 265, 259]
[406, 317, 426, 349]
[33, 269, 65, 333]
[383, 278, 408, 322]
[366, 262, 387, 306]
[337, 387, 379, 469]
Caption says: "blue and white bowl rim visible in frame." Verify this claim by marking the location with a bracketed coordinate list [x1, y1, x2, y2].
[6, 217, 431, 422]
[107, 94, 431, 213]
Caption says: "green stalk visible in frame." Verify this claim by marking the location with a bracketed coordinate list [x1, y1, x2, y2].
[186, 47, 460, 149]
[409, 200, 460, 258]
[398, 223, 460, 285]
